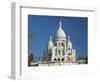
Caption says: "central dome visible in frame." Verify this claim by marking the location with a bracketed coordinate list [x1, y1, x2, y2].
[55, 21, 66, 41]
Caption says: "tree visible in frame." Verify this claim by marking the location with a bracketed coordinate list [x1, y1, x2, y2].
[28, 53, 33, 66]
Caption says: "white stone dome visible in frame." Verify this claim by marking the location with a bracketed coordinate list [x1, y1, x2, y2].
[48, 36, 54, 49]
[67, 41, 72, 49]
[67, 36, 72, 49]
[55, 21, 66, 41]
[56, 27, 66, 38]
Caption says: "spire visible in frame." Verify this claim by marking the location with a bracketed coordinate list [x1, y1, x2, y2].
[59, 21, 62, 29]
[50, 35, 52, 41]
[68, 35, 70, 41]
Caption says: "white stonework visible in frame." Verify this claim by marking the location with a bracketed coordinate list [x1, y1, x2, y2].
[47, 21, 76, 63]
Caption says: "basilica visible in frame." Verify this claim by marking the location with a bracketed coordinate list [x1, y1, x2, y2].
[29, 21, 87, 66]
[47, 21, 76, 63]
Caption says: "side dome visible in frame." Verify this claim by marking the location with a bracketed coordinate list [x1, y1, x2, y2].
[48, 36, 54, 49]
[67, 36, 73, 49]
[55, 21, 66, 41]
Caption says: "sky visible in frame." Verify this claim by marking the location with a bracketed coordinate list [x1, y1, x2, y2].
[28, 15, 88, 59]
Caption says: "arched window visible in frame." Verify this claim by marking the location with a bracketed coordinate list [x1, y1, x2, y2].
[56, 48, 57, 53]
[68, 53, 71, 56]
[48, 54, 51, 57]
[54, 58, 56, 61]
[59, 43, 60, 47]
[55, 43, 57, 46]
[68, 48, 70, 50]
[62, 58, 64, 61]
[58, 58, 60, 61]
[55, 53, 57, 56]
[61, 42, 64, 47]
[49, 49, 52, 53]
[59, 50, 60, 54]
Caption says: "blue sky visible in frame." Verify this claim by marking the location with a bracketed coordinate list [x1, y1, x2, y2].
[28, 15, 88, 59]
